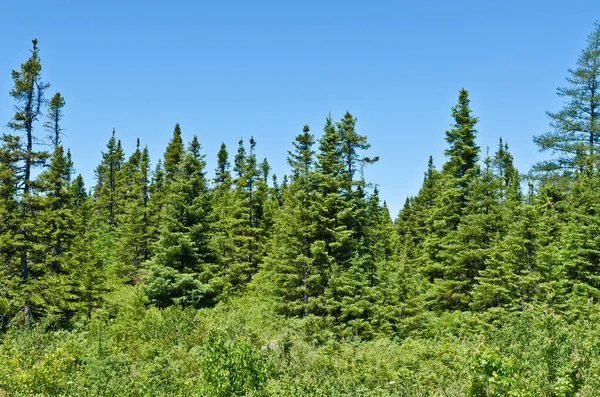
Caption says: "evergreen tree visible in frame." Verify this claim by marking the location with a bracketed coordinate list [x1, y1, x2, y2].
[560, 164, 600, 312]
[422, 88, 481, 311]
[143, 136, 222, 308]
[44, 92, 66, 147]
[533, 22, 600, 173]
[163, 123, 184, 185]
[94, 129, 125, 227]
[266, 124, 322, 316]
[33, 145, 78, 322]
[7, 38, 51, 324]
[148, 159, 166, 244]
[68, 175, 106, 320]
[116, 142, 152, 280]
[0, 135, 22, 327]
[214, 142, 231, 185]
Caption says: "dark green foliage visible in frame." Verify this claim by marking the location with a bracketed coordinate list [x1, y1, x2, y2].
[422, 89, 482, 310]
[116, 142, 152, 280]
[561, 165, 600, 312]
[94, 129, 125, 227]
[143, 136, 223, 308]
[5, 23, 600, 396]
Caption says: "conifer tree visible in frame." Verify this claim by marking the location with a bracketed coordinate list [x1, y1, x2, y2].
[560, 163, 600, 312]
[163, 123, 184, 185]
[214, 142, 231, 185]
[229, 137, 265, 282]
[94, 129, 125, 227]
[148, 159, 166, 244]
[395, 156, 440, 270]
[116, 142, 152, 280]
[67, 175, 106, 320]
[533, 22, 600, 173]
[266, 125, 322, 316]
[143, 136, 222, 308]
[306, 113, 380, 335]
[33, 145, 78, 322]
[7, 38, 51, 323]
[0, 135, 21, 327]
[44, 92, 66, 147]
[422, 88, 481, 311]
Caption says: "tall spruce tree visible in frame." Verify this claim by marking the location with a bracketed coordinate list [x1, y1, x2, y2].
[7, 38, 51, 324]
[144, 136, 222, 308]
[265, 124, 322, 316]
[422, 88, 481, 311]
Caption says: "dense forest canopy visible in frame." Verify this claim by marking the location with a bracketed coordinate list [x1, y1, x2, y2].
[1, 21, 600, 397]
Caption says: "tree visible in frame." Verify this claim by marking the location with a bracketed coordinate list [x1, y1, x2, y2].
[33, 145, 77, 323]
[214, 142, 231, 186]
[67, 175, 107, 320]
[7, 38, 51, 324]
[94, 129, 125, 226]
[143, 136, 222, 308]
[422, 88, 481, 311]
[560, 164, 600, 313]
[163, 123, 184, 185]
[116, 142, 152, 280]
[265, 124, 322, 316]
[0, 135, 21, 328]
[533, 22, 600, 174]
[44, 92, 66, 147]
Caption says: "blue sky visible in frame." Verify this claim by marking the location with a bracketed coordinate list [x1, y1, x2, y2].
[0, 1, 598, 216]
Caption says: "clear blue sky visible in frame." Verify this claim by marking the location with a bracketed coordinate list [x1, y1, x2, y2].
[1, 1, 598, 216]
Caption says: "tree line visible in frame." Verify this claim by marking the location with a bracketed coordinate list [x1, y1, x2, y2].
[1, 22, 599, 337]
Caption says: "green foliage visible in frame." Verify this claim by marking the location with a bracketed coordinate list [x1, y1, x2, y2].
[5, 23, 600, 397]
[143, 136, 223, 308]
[533, 22, 600, 174]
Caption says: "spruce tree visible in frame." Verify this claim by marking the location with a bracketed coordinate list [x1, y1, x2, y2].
[560, 163, 600, 313]
[265, 124, 323, 316]
[116, 142, 152, 280]
[44, 92, 66, 147]
[163, 123, 184, 185]
[143, 136, 222, 308]
[94, 129, 125, 227]
[7, 38, 51, 324]
[0, 135, 21, 327]
[34, 145, 78, 322]
[422, 88, 481, 311]
[68, 175, 106, 320]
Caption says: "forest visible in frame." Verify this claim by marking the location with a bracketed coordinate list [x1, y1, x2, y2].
[0, 21, 600, 397]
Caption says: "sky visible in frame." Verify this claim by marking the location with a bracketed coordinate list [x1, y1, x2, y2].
[0, 0, 598, 216]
